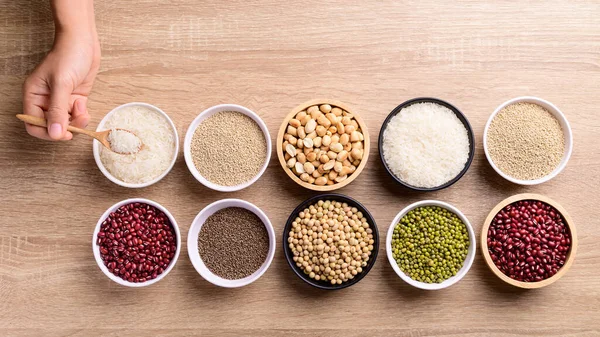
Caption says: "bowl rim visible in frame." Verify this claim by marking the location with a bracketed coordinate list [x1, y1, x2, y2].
[378, 97, 475, 192]
[183, 104, 272, 192]
[92, 198, 182, 287]
[483, 96, 573, 185]
[480, 193, 577, 289]
[187, 198, 276, 288]
[276, 99, 370, 191]
[386, 200, 476, 290]
[92, 102, 179, 189]
[282, 193, 380, 290]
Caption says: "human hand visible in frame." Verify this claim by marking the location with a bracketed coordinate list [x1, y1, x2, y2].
[22, 14, 100, 141]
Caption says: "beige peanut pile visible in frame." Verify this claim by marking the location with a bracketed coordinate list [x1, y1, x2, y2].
[288, 200, 375, 285]
[283, 104, 365, 186]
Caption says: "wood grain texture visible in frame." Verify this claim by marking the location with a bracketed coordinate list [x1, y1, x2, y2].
[1, 0, 599, 336]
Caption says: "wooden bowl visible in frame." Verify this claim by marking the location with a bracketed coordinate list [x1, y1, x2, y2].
[481, 193, 577, 289]
[276, 99, 370, 191]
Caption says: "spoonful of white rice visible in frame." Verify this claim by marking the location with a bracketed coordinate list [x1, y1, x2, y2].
[15, 114, 142, 155]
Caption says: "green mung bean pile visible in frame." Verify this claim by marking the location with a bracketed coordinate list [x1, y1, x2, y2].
[391, 206, 469, 283]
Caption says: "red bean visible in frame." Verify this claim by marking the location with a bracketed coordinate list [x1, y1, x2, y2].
[487, 200, 571, 282]
[97, 202, 176, 283]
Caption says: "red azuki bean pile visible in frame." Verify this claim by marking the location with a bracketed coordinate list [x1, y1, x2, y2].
[487, 200, 571, 282]
[97, 202, 177, 283]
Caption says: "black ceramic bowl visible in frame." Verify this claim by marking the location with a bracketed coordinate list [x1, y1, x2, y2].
[283, 193, 379, 290]
[378, 97, 475, 192]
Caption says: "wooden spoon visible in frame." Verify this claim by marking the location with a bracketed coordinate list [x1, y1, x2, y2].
[16, 114, 141, 154]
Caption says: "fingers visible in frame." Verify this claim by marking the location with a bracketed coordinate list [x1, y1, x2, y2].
[46, 79, 73, 140]
[70, 97, 90, 129]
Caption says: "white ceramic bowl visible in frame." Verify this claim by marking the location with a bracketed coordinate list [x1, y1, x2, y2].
[92, 198, 181, 287]
[183, 104, 272, 192]
[483, 96, 573, 185]
[386, 200, 476, 290]
[93, 102, 179, 188]
[187, 199, 276, 288]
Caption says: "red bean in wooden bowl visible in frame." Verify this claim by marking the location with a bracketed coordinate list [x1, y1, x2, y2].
[481, 193, 577, 289]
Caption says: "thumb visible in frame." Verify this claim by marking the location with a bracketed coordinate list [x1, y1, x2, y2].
[46, 80, 72, 140]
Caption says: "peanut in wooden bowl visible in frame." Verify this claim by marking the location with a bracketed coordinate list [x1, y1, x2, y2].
[481, 193, 577, 289]
[276, 99, 370, 191]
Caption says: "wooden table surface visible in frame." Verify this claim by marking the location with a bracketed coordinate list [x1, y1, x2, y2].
[1, 1, 599, 336]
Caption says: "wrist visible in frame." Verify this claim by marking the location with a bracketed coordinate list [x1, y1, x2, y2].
[52, 0, 96, 40]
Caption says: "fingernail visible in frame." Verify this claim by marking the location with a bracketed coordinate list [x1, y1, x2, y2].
[49, 123, 63, 139]
[77, 99, 86, 113]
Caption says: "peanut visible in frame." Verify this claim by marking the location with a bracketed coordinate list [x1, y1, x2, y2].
[315, 177, 327, 185]
[297, 126, 306, 139]
[340, 133, 349, 146]
[286, 157, 296, 168]
[320, 104, 332, 113]
[297, 152, 306, 164]
[316, 125, 327, 137]
[289, 119, 301, 128]
[305, 119, 317, 134]
[296, 110, 307, 120]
